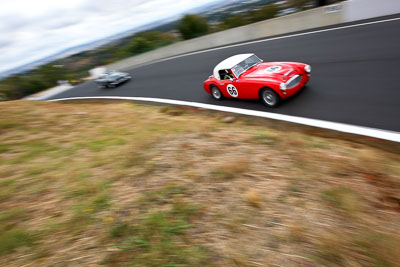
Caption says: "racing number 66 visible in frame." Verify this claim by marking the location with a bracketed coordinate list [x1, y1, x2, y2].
[227, 84, 238, 97]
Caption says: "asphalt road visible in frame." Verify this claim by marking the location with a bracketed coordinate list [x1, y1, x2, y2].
[48, 15, 400, 132]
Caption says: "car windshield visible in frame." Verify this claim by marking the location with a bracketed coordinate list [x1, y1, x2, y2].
[108, 73, 121, 79]
[231, 55, 262, 78]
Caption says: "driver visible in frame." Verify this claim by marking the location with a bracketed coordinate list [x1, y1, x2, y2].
[223, 70, 234, 80]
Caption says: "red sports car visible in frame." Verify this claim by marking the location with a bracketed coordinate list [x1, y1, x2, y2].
[203, 53, 311, 107]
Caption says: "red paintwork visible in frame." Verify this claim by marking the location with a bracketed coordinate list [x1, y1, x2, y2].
[203, 61, 310, 100]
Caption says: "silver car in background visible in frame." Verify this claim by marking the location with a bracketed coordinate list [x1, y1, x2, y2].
[95, 71, 131, 88]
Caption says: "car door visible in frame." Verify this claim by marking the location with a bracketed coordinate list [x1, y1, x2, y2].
[231, 77, 255, 99]
[221, 77, 252, 99]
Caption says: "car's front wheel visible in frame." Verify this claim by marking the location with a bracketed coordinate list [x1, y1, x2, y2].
[260, 88, 281, 107]
[210, 85, 223, 100]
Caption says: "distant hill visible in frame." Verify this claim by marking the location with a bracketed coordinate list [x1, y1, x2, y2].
[0, 15, 182, 79]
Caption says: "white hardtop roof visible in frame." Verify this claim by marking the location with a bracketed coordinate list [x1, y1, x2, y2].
[213, 53, 254, 80]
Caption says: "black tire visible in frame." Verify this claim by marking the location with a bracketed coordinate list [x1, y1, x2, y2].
[260, 88, 281, 108]
[210, 85, 223, 100]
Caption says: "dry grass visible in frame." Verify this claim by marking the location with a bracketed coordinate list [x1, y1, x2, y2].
[314, 229, 400, 266]
[212, 158, 250, 180]
[288, 222, 308, 243]
[321, 186, 363, 217]
[244, 189, 262, 208]
[0, 100, 399, 266]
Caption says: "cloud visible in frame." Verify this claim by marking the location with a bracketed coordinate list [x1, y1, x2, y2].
[0, 39, 13, 49]
[0, 0, 219, 73]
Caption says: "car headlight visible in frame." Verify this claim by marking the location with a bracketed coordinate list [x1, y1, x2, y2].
[280, 83, 287, 91]
[304, 65, 311, 73]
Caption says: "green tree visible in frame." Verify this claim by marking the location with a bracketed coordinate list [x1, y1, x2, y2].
[127, 31, 174, 55]
[108, 46, 130, 61]
[34, 64, 68, 86]
[177, 14, 209, 40]
[0, 77, 21, 100]
[250, 4, 278, 23]
[0, 64, 70, 100]
[128, 37, 153, 54]
[221, 14, 249, 30]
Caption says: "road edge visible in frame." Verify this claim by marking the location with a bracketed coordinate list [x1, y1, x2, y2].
[48, 96, 400, 143]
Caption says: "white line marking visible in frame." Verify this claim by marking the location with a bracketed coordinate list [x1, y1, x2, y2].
[48, 96, 400, 143]
[132, 16, 400, 67]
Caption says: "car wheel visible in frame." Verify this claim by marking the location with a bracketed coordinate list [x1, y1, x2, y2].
[260, 88, 281, 107]
[211, 85, 223, 100]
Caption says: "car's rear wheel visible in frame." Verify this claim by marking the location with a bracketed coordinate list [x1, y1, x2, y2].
[260, 88, 281, 107]
[211, 85, 223, 100]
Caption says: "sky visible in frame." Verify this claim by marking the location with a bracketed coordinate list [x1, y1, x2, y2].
[0, 0, 220, 74]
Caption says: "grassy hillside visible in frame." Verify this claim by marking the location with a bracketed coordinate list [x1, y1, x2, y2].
[0, 100, 399, 266]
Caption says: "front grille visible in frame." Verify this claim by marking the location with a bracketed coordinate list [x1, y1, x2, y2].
[287, 75, 302, 89]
